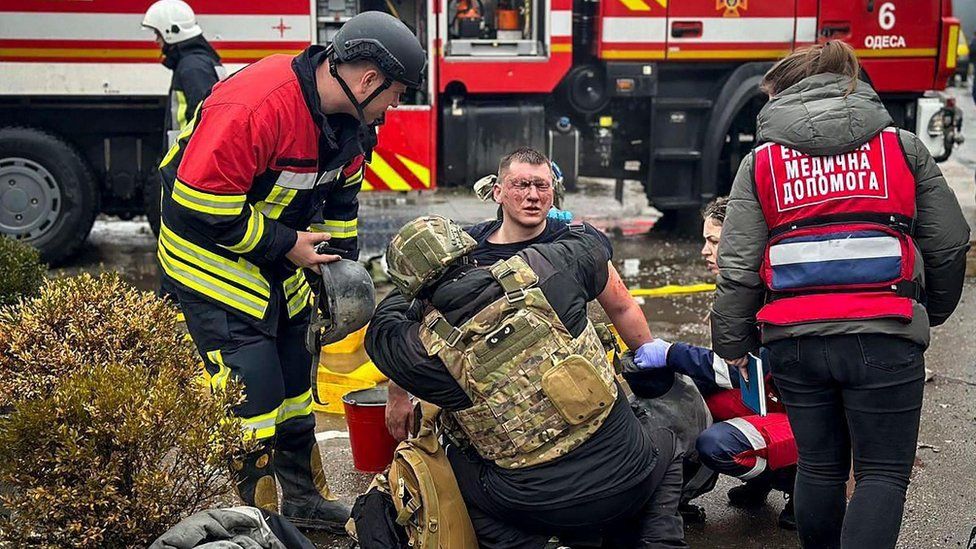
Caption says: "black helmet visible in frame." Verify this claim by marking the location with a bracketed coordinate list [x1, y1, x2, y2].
[331, 11, 426, 88]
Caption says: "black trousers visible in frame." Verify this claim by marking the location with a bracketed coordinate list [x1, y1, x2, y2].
[178, 290, 316, 445]
[767, 334, 925, 549]
[448, 428, 687, 549]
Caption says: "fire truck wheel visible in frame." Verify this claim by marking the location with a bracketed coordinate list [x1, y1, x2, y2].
[144, 168, 161, 238]
[0, 126, 98, 266]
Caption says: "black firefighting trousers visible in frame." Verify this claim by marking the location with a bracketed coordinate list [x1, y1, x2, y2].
[178, 290, 316, 449]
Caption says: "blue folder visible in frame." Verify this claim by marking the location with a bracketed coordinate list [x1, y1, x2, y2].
[739, 354, 767, 416]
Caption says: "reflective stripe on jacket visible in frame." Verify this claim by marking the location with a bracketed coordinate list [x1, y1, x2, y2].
[159, 46, 368, 329]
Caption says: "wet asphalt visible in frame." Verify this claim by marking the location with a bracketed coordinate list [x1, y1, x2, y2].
[57, 86, 976, 548]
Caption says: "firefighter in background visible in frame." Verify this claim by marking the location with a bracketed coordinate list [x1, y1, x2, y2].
[157, 12, 425, 532]
[633, 197, 798, 530]
[143, 0, 226, 299]
[368, 215, 687, 548]
[141, 0, 225, 148]
[712, 41, 969, 548]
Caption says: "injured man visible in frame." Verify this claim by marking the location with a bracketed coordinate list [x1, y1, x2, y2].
[362, 215, 688, 549]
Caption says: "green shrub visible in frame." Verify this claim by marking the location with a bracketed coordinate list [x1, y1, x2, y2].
[0, 273, 249, 548]
[0, 236, 46, 307]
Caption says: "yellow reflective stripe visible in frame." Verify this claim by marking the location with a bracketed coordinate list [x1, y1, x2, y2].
[283, 270, 306, 295]
[277, 390, 313, 423]
[320, 219, 358, 239]
[225, 206, 266, 254]
[157, 246, 268, 319]
[283, 270, 310, 318]
[159, 222, 270, 297]
[947, 25, 960, 69]
[326, 229, 357, 238]
[172, 180, 246, 216]
[175, 180, 247, 204]
[206, 350, 232, 392]
[241, 407, 280, 441]
[255, 186, 298, 220]
[344, 168, 364, 187]
[161, 142, 181, 169]
[174, 89, 188, 129]
[160, 104, 202, 168]
[286, 283, 311, 318]
[202, 350, 283, 440]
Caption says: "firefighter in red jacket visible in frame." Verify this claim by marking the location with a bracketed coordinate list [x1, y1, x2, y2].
[157, 12, 425, 532]
[711, 42, 969, 548]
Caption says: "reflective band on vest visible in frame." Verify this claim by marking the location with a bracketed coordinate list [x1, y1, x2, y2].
[753, 128, 918, 326]
[764, 224, 913, 292]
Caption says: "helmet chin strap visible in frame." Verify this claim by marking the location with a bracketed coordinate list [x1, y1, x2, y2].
[328, 53, 392, 129]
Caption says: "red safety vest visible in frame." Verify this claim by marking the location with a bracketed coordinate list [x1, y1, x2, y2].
[752, 128, 919, 327]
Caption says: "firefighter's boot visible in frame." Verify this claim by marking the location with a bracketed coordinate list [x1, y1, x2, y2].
[230, 442, 279, 514]
[727, 470, 774, 508]
[276, 438, 350, 533]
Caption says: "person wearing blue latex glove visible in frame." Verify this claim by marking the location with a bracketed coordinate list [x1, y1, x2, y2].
[634, 338, 672, 369]
[547, 206, 573, 222]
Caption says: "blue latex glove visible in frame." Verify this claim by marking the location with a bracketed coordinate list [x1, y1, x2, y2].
[548, 207, 573, 222]
[634, 339, 673, 369]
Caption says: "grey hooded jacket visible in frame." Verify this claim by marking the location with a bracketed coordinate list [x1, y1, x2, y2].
[710, 73, 970, 359]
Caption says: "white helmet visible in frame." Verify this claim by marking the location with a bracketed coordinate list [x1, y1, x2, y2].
[142, 0, 203, 45]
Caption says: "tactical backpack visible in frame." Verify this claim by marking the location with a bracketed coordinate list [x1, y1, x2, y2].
[388, 402, 478, 548]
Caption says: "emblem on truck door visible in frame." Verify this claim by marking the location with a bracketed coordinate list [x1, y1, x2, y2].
[716, 0, 747, 17]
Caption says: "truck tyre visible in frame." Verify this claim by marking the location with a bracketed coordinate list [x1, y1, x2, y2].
[0, 127, 98, 265]
[144, 167, 161, 238]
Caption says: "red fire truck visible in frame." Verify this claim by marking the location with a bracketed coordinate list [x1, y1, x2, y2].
[0, 0, 961, 262]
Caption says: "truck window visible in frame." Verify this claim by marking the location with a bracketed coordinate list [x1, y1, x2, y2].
[444, 0, 548, 57]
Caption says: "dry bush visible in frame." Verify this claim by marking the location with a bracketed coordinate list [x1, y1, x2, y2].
[0, 236, 46, 307]
[0, 273, 249, 547]
[0, 272, 190, 403]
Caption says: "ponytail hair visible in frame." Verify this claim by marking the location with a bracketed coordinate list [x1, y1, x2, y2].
[760, 41, 860, 96]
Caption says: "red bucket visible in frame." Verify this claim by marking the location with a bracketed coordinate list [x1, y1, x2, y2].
[343, 386, 398, 473]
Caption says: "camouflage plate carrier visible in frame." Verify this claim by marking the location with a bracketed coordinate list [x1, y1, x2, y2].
[418, 250, 617, 469]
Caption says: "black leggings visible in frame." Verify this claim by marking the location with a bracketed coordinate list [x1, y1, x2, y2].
[767, 334, 925, 549]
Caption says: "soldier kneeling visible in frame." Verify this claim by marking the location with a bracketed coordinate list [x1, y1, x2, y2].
[363, 215, 688, 548]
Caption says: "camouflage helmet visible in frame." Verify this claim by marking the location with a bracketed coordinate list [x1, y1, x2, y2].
[386, 215, 478, 298]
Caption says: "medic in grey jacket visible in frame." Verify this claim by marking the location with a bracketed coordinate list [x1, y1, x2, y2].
[710, 46, 970, 548]
[710, 73, 970, 358]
